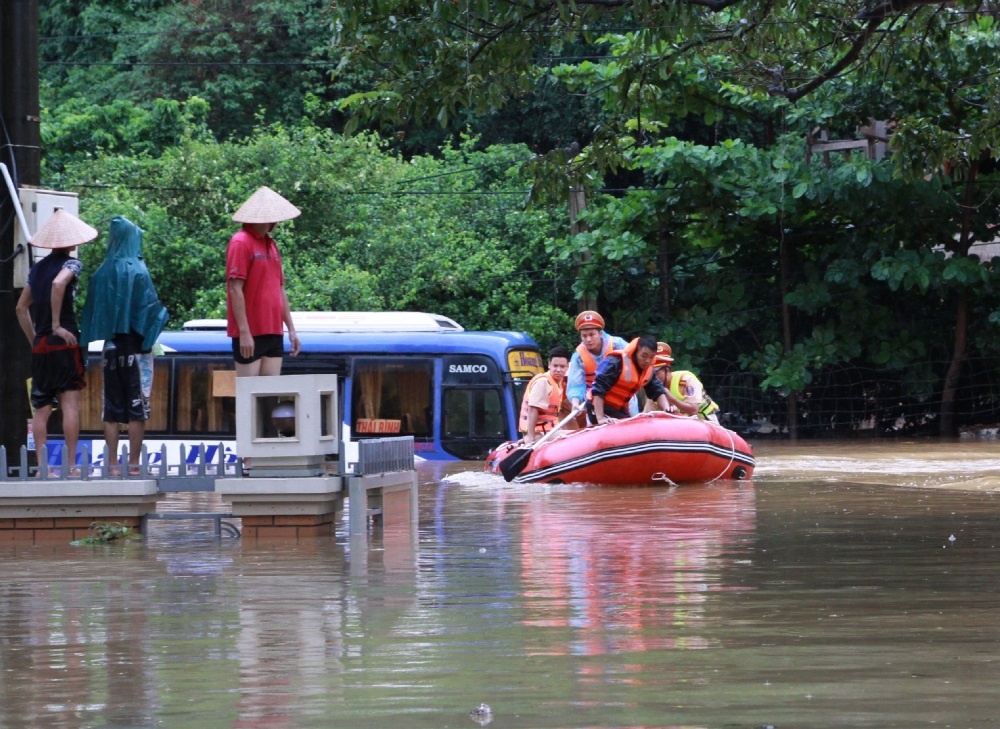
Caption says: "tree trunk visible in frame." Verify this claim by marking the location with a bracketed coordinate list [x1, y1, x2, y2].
[779, 232, 798, 441]
[939, 291, 966, 436]
[656, 221, 670, 316]
[939, 161, 978, 436]
[568, 184, 597, 312]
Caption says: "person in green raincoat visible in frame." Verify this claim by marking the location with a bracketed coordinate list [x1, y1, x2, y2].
[80, 216, 170, 475]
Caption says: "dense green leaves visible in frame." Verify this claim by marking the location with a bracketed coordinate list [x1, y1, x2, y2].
[52, 123, 576, 347]
[33, 0, 1000, 435]
[40, 0, 343, 140]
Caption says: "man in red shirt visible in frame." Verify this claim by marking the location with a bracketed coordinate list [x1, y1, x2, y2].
[226, 186, 301, 376]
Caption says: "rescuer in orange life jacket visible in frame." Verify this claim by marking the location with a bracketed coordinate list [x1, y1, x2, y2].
[565, 310, 637, 424]
[588, 334, 683, 424]
[518, 345, 573, 444]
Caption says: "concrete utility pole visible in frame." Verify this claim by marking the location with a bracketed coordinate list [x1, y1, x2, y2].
[565, 142, 598, 314]
[0, 0, 41, 456]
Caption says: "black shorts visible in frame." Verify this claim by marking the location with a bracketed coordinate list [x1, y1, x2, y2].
[103, 335, 152, 423]
[30, 333, 86, 410]
[232, 334, 284, 365]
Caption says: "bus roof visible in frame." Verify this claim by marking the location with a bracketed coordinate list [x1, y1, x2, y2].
[89, 312, 540, 362]
[156, 328, 539, 357]
[183, 311, 464, 333]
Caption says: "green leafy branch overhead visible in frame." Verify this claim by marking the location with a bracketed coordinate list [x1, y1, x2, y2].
[333, 0, 991, 179]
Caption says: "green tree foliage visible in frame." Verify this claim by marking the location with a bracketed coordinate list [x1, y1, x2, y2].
[38, 0, 606, 154]
[33, 0, 1000, 435]
[335, 0, 1000, 434]
[40, 0, 347, 139]
[42, 96, 212, 173]
[563, 127, 1000, 427]
[332, 0, 991, 170]
[50, 122, 576, 348]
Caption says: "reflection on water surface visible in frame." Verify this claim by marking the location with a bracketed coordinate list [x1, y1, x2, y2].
[2, 440, 1000, 728]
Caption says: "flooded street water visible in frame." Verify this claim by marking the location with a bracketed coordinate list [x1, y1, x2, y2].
[3, 440, 1000, 728]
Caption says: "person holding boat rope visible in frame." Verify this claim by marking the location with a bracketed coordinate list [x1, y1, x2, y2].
[589, 335, 671, 424]
[518, 346, 573, 444]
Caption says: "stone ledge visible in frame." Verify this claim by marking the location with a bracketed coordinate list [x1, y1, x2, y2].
[0, 480, 159, 497]
[0, 515, 144, 544]
[347, 471, 418, 536]
[242, 513, 337, 540]
[0, 480, 161, 519]
[216, 476, 344, 517]
[215, 475, 343, 495]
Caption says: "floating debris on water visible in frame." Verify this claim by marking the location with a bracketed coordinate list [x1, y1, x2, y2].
[469, 703, 493, 726]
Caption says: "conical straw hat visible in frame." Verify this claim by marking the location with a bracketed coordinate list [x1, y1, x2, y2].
[31, 209, 98, 249]
[232, 186, 301, 223]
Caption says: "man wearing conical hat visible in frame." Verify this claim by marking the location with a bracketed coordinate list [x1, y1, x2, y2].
[226, 186, 301, 376]
[15, 209, 98, 475]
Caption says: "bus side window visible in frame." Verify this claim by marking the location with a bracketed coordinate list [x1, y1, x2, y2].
[352, 359, 433, 437]
[442, 389, 503, 438]
[441, 388, 504, 459]
[81, 356, 169, 433]
[81, 363, 105, 432]
[149, 360, 169, 431]
[175, 361, 235, 434]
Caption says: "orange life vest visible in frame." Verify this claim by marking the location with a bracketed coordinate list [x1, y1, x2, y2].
[518, 372, 565, 433]
[576, 338, 615, 391]
[596, 338, 653, 412]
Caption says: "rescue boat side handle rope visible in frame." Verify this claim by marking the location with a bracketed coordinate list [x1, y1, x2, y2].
[707, 423, 737, 484]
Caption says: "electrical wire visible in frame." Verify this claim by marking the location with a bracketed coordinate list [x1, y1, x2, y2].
[36, 6, 992, 45]
[40, 21, 324, 41]
[0, 113, 18, 188]
[42, 60, 336, 68]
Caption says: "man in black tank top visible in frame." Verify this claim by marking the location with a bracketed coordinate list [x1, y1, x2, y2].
[15, 210, 98, 476]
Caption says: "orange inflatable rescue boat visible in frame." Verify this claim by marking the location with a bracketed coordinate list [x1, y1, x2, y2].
[485, 411, 755, 485]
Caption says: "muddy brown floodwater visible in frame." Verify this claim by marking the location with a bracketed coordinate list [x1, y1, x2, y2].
[2, 438, 1000, 728]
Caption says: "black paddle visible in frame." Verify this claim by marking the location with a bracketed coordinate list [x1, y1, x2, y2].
[500, 403, 585, 482]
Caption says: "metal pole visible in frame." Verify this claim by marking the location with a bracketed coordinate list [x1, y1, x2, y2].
[0, 0, 40, 456]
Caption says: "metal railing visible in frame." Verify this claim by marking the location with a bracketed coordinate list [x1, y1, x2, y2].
[355, 436, 415, 475]
[0, 443, 242, 491]
[1, 437, 417, 484]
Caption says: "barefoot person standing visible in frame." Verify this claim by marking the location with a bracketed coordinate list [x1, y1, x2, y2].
[15, 209, 97, 475]
[80, 216, 170, 475]
[226, 186, 301, 377]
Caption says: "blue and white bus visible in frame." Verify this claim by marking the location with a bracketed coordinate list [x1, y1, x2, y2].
[75, 312, 543, 466]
